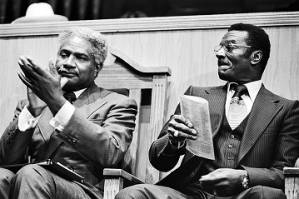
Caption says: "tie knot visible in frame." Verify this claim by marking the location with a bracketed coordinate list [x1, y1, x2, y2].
[63, 92, 76, 103]
[231, 84, 247, 99]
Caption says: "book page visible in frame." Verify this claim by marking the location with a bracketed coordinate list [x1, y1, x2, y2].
[180, 95, 215, 160]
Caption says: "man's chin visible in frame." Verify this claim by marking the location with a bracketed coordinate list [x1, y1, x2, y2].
[218, 69, 233, 82]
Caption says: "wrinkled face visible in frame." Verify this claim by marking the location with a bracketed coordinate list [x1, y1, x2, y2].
[56, 36, 98, 92]
[215, 30, 254, 83]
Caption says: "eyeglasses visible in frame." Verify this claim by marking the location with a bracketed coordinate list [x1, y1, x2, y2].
[214, 43, 251, 54]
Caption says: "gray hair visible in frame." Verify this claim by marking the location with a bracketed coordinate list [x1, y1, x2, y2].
[58, 26, 108, 67]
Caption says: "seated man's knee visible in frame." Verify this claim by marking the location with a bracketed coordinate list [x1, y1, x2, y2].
[0, 168, 15, 184]
[246, 185, 286, 199]
[0, 168, 15, 199]
[115, 184, 150, 199]
[14, 164, 50, 184]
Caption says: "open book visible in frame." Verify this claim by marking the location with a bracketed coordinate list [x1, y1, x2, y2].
[180, 95, 215, 160]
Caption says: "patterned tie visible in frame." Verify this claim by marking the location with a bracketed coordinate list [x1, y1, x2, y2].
[63, 92, 76, 103]
[227, 84, 248, 130]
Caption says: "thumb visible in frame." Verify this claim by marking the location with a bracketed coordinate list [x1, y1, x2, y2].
[48, 60, 61, 84]
[48, 60, 58, 77]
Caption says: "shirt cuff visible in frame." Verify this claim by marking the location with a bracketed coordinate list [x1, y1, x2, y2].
[18, 105, 40, 132]
[49, 101, 75, 132]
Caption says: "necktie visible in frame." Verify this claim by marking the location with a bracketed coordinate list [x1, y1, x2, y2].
[227, 84, 248, 130]
[63, 92, 76, 103]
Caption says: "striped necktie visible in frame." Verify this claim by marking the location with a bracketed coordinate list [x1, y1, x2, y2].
[227, 84, 248, 130]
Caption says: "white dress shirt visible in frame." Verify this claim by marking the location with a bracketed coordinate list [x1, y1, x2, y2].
[225, 80, 262, 119]
[18, 89, 86, 132]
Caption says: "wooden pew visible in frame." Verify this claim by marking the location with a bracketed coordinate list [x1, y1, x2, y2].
[98, 48, 171, 199]
[284, 159, 299, 199]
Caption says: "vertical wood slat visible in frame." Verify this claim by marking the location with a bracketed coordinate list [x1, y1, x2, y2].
[284, 167, 299, 199]
[145, 75, 169, 183]
[285, 176, 299, 199]
[295, 178, 299, 199]
[103, 177, 124, 199]
[127, 89, 142, 175]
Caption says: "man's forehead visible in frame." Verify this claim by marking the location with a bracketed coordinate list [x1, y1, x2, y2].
[221, 30, 249, 44]
[59, 36, 92, 54]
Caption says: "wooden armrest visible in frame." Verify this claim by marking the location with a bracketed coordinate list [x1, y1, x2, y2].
[103, 168, 144, 199]
[284, 167, 299, 199]
[284, 167, 299, 176]
[103, 168, 144, 184]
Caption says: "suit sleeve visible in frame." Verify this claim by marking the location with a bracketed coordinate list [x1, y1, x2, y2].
[243, 100, 299, 189]
[57, 93, 137, 167]
[0, 100, 33, 164]
[149, 86, 193, 171]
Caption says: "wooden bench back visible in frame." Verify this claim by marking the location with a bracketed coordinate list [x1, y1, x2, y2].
[97, 48, 171, 183]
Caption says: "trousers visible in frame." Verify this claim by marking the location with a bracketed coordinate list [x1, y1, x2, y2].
[115, 183, 286, 199]
[0, 164, 97, 199]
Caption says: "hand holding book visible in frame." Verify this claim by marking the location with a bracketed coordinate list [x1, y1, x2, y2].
[180, 95, 215, 160]
[167, 114, 198, 143]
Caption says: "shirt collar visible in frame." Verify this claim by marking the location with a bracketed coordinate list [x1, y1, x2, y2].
[74, 88, 86, 98]
[227, 80, 262, 101]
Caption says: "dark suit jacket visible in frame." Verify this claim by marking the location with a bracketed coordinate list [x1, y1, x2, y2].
[150, 84, 299, 192]
[0, 82, 137, 196]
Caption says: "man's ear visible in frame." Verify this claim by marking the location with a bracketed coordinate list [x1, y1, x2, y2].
[94, 64, 102, 78]
[250, 50, 263, 65]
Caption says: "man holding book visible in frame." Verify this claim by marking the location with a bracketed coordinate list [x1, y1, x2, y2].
[116, 23, 299, 199]
[0, 27, 137, 199]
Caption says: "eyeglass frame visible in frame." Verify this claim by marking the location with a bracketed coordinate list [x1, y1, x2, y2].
[214, 42, 252, 54]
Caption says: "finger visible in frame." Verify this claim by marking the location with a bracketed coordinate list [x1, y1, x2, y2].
[18, 59, 24, 67]
[26, 57, 46, 76]
[173, 130, 179, 137]
[18, 61, 38, 81]
[169, 121, 197, 137]
[168, 127, 180, 138]
[199, 173, 224, 184]
[168, 126, 196, 140]
[19, 56, 32, 67]
[185, 119, 194, 128]
[17, 71, 33, 89]
[171, 115, 186, 123]
[172, 115, 195, 131]
[22, 56, 49, 79]
[20, 56, 42, 77]
[49, 60, 58, 76]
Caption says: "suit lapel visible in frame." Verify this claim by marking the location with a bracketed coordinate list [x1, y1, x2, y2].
[238, 86, 283, 162]
[204, 86, 227, 137]
[73, 83, 111, 117]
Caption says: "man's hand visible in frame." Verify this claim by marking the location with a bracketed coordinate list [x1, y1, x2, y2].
[18, 56, 66, 115]
[26, 87, 47, 117]
[167, 115, 197, 142]
[199, 168, 247, 196]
